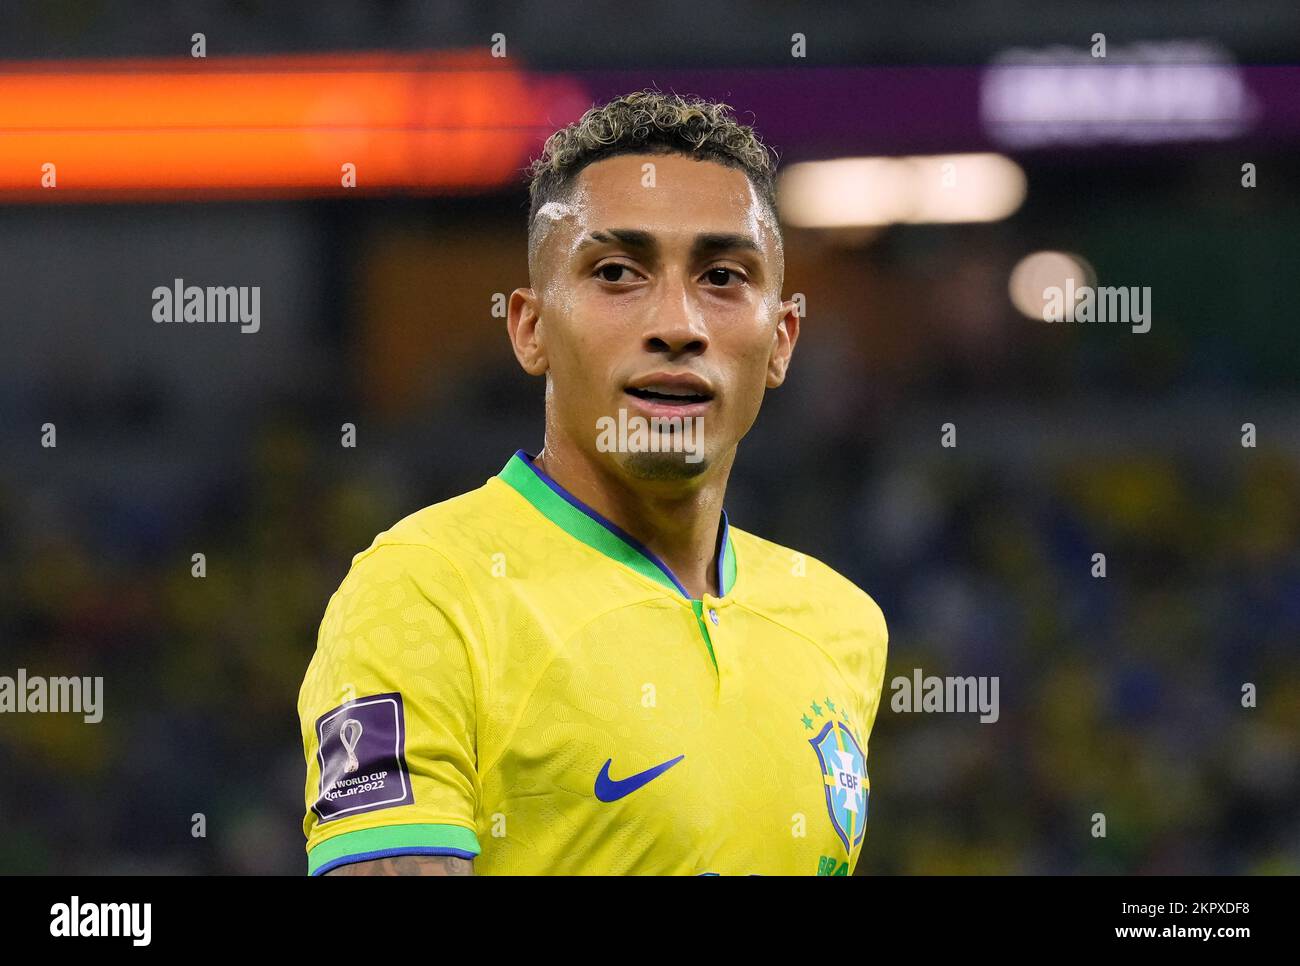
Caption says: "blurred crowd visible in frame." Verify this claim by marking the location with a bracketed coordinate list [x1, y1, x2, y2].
[1, 355, 1295, 874]
[1, 122, 1297, 874]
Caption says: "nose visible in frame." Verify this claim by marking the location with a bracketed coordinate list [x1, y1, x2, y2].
[643, 276, 709, 357]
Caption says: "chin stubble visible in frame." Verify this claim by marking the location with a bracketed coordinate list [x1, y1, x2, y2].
[622, 450, 711, 481]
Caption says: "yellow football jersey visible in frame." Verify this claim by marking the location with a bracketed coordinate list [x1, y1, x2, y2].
[299, 450, 888, 875]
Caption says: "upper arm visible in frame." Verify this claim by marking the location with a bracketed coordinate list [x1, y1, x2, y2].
[299, 544, 485, 876]
[860, 593, 888, 738]
[324, 854, 474, 876]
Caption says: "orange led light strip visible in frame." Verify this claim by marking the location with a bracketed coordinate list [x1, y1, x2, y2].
[0, 49, 588, 201]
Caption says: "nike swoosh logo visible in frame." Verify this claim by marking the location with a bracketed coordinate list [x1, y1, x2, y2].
[594, 754, 685, 802]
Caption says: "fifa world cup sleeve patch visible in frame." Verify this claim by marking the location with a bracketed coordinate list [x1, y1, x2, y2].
[312, 692, 415, 823]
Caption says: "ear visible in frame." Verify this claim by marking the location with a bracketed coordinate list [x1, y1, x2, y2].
[765, 297, 801, 388]
[507, 287, 549, 376]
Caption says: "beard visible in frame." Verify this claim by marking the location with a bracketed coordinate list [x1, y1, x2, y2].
[621, 445, 710, 481]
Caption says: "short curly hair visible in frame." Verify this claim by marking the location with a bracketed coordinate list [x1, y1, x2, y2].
[525, 90, 782, 279]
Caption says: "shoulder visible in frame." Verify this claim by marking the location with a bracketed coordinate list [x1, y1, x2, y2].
[731, 527, 886, 634]
[365, 478, 513, 561]
[729, 526, 888, 684]
[340, 476, 525, 587]
[323, 479, 520, 644]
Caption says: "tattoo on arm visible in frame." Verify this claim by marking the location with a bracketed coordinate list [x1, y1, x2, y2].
[326, 854, 473, 876]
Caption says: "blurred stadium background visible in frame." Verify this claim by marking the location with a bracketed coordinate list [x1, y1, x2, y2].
[0, 1, 1297, 874]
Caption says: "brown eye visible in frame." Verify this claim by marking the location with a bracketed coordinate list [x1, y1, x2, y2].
[597, 264, 632, 283]
[705, 267, 741, 286]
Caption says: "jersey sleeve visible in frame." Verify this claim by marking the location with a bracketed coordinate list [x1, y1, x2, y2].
[851, 591, 888, 875]
[859, 594, 889, 745]
[298, 542, 485, 875]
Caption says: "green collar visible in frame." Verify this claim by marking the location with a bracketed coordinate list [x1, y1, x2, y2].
[498, 450, 737, 600]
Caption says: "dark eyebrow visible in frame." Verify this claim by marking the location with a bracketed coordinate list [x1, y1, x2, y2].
[577, 229, 762, 262]
[577, 228, 656, 255]
[690, 232, 762, 261]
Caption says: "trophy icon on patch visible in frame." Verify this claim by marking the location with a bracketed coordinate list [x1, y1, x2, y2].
[339, 718, 364, 774]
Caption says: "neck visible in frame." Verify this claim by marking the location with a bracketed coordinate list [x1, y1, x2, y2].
[533, 438, 732, 600]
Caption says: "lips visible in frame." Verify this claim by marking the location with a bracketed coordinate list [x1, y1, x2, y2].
[624, 372, 715, 408]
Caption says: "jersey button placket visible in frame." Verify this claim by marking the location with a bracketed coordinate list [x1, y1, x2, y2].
[702, 593, 730, 699]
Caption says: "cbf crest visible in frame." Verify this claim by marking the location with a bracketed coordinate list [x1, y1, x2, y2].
[802, 698, 868, 853]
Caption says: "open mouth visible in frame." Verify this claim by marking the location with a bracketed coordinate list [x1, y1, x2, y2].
[625, 386, 714, 406]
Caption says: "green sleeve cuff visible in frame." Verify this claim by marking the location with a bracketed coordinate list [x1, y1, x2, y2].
[308, 822, 481, 875]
